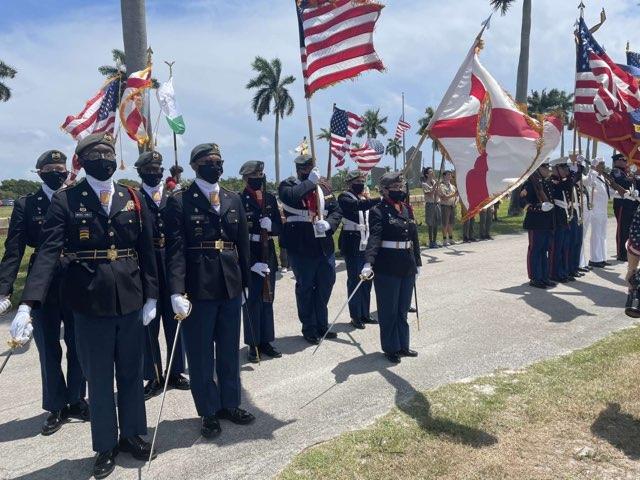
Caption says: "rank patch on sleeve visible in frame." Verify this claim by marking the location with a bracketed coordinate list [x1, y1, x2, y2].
[79, 227, 90, 241]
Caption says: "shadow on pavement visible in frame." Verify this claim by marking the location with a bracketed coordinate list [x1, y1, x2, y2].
[331, 354, 498, 448]
[0, 413, 46, 443]
[591, 402, 640, 460]
[10, 458, 96, 480]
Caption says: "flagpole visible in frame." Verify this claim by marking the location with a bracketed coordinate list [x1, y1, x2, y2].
[327, 103, 336, 178]
[402, 92, 406, 172]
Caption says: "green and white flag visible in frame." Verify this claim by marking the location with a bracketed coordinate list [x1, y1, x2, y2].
[156, 77, 185, 134]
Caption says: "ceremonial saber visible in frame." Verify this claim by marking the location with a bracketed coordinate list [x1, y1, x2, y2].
[242, 289, 261, 364]
[312, 273, 374, 355]
[1, 331, 31, 377]
[147, 303, 191, 472]
[0, 350, 13, 376]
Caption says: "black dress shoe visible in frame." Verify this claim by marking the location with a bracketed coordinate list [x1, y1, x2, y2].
[572, 271, 585, 277]
[41, 410, 67, 436]
[93, 448, 118, 479]
[385, 352, 401, 364]
[167, 373, 191, 390]
[603, 261, 612, 266]
[201, 415, 222, 439]
[321, 330, 338, 339]
[399, 349, 418, 357]
[408, 306, 417, 313]
[469, 238, 478, 242]
[578, 267, 590, 273]
[543, 280, 557, 287]
[67, 399, 90, 422]
[551, 277, 569, 283]
[362, 316, 378, 324]
[217, 407, 255, 425]
[529, 280, 547, 289]
[260, 343, 282, 358]
[567, 276, 576, 282]
[303, 335, 320, 345]
[118, 435, 156, 461]
[350, 317, 365, 329]
[143, 378, 164, 401]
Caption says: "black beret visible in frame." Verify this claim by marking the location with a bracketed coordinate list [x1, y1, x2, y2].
[75, 132, 116, 156]
[36, 150, 67, 170]
[239, 160, 265, 176]
[294, 154, 314, 166]
[346, 170, 366, 182]
[612, 153, 627, 162]
[135, 150, 163, 169]
[379, 172, 404, 188]
[190, 143, 222, 163]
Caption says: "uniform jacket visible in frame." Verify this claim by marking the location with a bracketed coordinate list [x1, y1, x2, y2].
[549, 176, 574, 228]
[137, 187, 170, 291]
[583, 171, 610, 214]
[365, 200, 422, 277]
[338, 191, 378, 257]
[21, 179, 159, 317]
[0, 188, 66, 305]
[519, 177, 555, 231]
[278, 177, 342, 257]
[241, 188, 282, 271]
[164, 182, 251, 301]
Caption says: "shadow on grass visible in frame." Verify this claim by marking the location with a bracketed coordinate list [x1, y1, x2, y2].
[591, 402, 640, 460]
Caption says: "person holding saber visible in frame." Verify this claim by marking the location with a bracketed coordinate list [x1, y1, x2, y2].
[361, 172, 421, 364]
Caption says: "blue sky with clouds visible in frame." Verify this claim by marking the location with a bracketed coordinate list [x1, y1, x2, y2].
[1, 0, 639, 183]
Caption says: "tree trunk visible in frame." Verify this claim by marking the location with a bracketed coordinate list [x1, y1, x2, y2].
[274, 114, 280, 185]
[394, 154, 397, 172]
[560, 123, 565, 157]
[515, 0, 531, 104]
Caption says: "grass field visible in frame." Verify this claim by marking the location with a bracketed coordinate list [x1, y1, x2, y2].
[279, 325, 640, 480]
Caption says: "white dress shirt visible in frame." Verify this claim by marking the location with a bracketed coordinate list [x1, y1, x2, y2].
[85, 175, 115, 214]
[194, 178, 221, 213]
[41, 183, 55, 201]
[142, 182, 164, 206]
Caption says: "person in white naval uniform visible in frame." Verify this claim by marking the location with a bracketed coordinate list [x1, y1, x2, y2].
[584, 159, 612, 268]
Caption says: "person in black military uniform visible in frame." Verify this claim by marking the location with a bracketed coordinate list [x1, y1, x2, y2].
[239, 160, 283, 363]
[134, 151, 190, 399]
[519, 162, 556, 289]
[338, 170, 378, 329]
[164, 143, 254, 440]
[611, 153, 638, 262]
[12, 133, 159, 479]
[548, 157, 575, 283]
[278, 154, 343, 345]
[362, 172, 421, 363]
[567, 154, 586, 279]
[1, 150, 88, 436]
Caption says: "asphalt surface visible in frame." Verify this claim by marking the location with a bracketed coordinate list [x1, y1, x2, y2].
[0, 219, 636, 480]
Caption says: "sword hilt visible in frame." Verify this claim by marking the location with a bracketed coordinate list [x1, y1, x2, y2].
[173, 294, 192, 322]
[7, 339, 22, 350]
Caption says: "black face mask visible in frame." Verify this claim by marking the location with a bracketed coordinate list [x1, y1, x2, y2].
[297, 171, 310, 181]
[247, 177, 263, 191]
[388, 190, 406, 202]
[351, 183, 365, 195]
[40, 171, 68, 191]
[198, 163, 223, 184]
[140, 173, 163, 188]
[84, 159, 117, 181]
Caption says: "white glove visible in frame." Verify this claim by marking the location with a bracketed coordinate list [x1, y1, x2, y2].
[541, 202, 554, 212]
[171, 294, 191, 320]
[308, 167, 321, 185]
[314, 220, 331, 233]
[0, 296, 11, 316]
[259, 217, 272, 232]
[241, 287, 249, 305]
[10, 304, 33, 345]
[251, 262, 271, 278]
[142, 299, 157, 326]
[360, 263, 374, 279]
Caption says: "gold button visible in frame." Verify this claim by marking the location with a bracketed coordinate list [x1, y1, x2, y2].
[107, 220, 111, 224]
[82, 220, 86, 224]
[82, 191, 88, 196]
[160, 233, 165, 238]
[110, 244, 116, 249]
[109, 231, 114, 237]
[129, 219, 133, 223]
[118, 192, 124, 197]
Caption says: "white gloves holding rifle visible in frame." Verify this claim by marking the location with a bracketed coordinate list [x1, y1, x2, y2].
[142, 299, 157, 326]
[0, 296, 11, 316]
[10, 304, 33, 346]
[251, 262, 271, 277]
[171, 294, 191, 321]
[259, 217, 272, 232]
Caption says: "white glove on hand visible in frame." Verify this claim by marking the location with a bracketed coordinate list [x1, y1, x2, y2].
[241, 287, 249, 305]
[142, 299, 157, 326]
[541, 202, 554, 212]
[314, 220, 331, 233]
[308, 167, 321, 185]
[259, 217, 272, 232]
[171, 294, 191, 320]
[0, 296, 11, 316]
[251, 262, 271, 278]
[10, 305, 33, 345]
[360, 263, 374, 279]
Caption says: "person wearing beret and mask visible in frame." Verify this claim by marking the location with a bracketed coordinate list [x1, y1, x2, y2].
[362, 172, 421, 364]
[12, 132, 160, 479]
[164, 143, 254, 440]
[0, 150, 88, 436]
[134, 151, 190, 399]
[548, 157, 575, 283]
[278, 155, 343, 345]
[338, 170, 378, 330]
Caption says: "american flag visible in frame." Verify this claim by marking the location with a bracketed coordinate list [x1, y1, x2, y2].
[296, 0, 385, 98]
[574, 17, 640, 158]
[394, 118, 411, 140]
[119, 66, 152, 145]
[61, 77, 119, 140]
[350, 137, 384, 172]
[620, 49, 640, 77]
[330, 106, 362, 167]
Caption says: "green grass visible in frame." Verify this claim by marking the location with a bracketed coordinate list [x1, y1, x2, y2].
[279, 326, 640, 480]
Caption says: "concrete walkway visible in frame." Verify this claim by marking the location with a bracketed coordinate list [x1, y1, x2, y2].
[0, 219, 635, 480]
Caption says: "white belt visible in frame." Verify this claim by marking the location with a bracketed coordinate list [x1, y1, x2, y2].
[286, 215, 313, 223]
[249, 234, 275, 242]
[342, 218, 361, 231]
[282, 204, 328, 217]
[381, 240, 412, 250]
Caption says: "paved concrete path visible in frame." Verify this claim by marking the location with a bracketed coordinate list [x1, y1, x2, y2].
[0, 219, 636, 480]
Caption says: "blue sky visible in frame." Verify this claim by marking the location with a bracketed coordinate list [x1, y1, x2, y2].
[1, 0, 639, 183]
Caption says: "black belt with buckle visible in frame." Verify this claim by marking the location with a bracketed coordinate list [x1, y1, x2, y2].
[153, 238, 166, 249]
[65, 248, 137, 261]
[188, 240, 235, 251]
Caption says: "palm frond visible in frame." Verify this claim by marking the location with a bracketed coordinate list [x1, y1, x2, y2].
[0, 61, 17, 79]
[0, 82, 11, 102]
[490, 0, 516, 15]
[256, 94, 272, 121]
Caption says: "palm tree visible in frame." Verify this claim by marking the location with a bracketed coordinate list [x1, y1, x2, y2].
[0, 61, 17, 102]
[246, 56, 296, 185]
[528, 88, 574, 156]
[357, 109, 388, 139]
[99, 48, 159, 99]
[386, 138, 402, 171]
[417, 107, 439, 169]
[317, 128, 331, 143]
